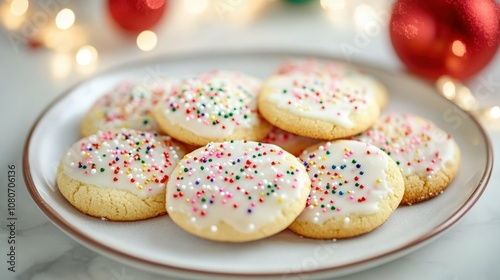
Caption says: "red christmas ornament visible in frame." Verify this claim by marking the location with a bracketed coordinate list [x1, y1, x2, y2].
[389, 0, 500, 81]
[108, 0, 167, 33]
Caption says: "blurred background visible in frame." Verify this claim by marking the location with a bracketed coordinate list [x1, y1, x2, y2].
[1, 0, 499, 134]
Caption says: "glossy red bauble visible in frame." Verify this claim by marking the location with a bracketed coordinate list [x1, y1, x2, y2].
[108, 0, 167, 33]
[389, 0, 500, 81]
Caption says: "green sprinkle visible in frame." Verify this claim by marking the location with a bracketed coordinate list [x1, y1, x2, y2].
[200, 166, 205, 170]
[183, 168, 188, 172]
[100, 168, 105, 172]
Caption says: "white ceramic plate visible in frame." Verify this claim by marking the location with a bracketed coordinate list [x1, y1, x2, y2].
[23, 51, 493, 279]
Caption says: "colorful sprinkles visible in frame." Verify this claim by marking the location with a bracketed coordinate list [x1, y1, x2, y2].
[87, 81, 170, 134]
[62, 129, 185, 197]
[353, 113, 456, 177]
[266, 73, 372, 127]
[297, 141, 392, 224]
[159, 71, 262, 138]
[166, 140, 308, 233]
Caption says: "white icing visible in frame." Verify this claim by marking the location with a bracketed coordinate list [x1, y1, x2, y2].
[89, 80, 172, 132]
[354, 113, 456, 176]
[297, 140, 392, 224]
[265, 73, 372, 127]
[277, 59, 383, 105]
[61, 129, 185, 197]
[166, 140, 309, 233]
[157, 70, 262, 138]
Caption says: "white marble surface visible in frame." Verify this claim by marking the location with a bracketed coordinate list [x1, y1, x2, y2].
[1, 1, 500, 279]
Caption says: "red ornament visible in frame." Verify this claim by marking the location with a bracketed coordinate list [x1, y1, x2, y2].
[389, 0, 500, 81]
[108, 0, 167, 33]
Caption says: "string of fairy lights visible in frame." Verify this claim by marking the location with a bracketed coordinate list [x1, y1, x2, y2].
[2, 0, 499, 129]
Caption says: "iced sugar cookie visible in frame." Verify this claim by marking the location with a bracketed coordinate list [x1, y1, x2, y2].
[153, 70, 272, 146]
[353, 113, 460, 205]
[262, 126, 320, 156]
[166, 140, 311, 242]
[258, 73, 380, 140]
[57, 129, 186, 221]
[289, 140, 404, 239]
[81, 80, 172, 137]
[276, 59, 388, 108]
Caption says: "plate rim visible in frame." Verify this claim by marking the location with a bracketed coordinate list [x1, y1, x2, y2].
[22, 50, 494, 278]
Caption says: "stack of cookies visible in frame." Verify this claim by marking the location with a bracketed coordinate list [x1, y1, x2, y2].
[56, 59, 460, 242]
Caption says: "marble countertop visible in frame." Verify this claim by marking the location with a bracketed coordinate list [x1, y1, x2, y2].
[1, 1, 499, 279]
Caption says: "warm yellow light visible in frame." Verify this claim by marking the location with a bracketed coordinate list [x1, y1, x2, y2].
[456, 86, 476, 111]
[321, 0, 345, 10]
[1, 3, 24, 30]
[354, 4, 376, 30]
[442, 81, 456, 99]
[489, 106, 500, 119]
[184, 0, 209, 14]
[136, 30, 157, 51]
[451, 40, 466, 57]
[55, 8, 75, 30]
[10, 0, 28, 16]
[76, 45, 98, 66]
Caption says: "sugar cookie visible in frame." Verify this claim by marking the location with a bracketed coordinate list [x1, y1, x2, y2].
[289, 140, 404, 239]
[166, 140, 311, 242]
[81, 80, 172, 136]
[353, 113, 460, 205]
[153, 70, 272, 146]
[276, 59, 388, 108]
[258, 73, 380, 140]
[57, 129, 186, 221]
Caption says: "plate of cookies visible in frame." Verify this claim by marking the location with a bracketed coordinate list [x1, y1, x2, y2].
[23, 51, 492, 279]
